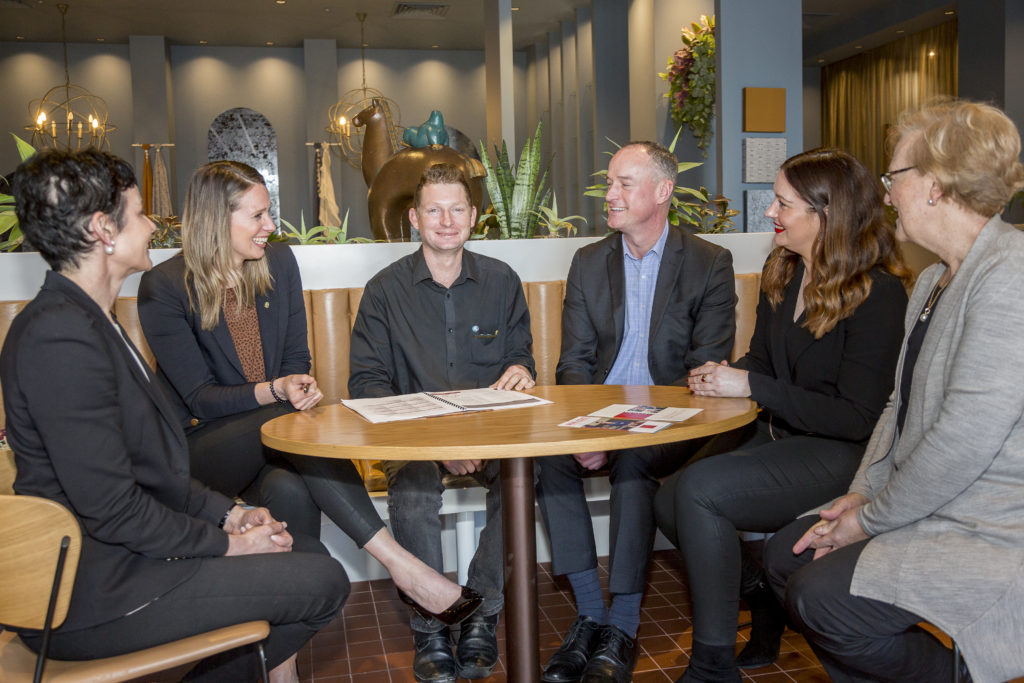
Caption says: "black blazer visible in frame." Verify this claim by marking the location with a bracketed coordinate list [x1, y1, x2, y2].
[557, 226, 737, 386]
[0, 271, 233, 632]
[736, 263, 908, 442]
[137, 243, 310, 430]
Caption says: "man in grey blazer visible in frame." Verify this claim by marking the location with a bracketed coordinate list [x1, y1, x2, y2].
[537, 141, 736, 683]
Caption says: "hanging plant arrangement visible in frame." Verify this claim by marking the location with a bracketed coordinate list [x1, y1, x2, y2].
[660, 15, 717, 156]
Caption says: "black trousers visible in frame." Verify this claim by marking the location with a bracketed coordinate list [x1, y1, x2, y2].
[537, 440, 701, 595]
[653, 420, 863, 647]
[187, 403, 386, 546]
[22, 535, 348, 682]
[764, 517, 956, 682]
[381, 459, 504, 632]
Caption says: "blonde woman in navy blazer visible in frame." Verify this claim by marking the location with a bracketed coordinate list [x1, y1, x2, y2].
[2, 149, 347, 681]
[138, 160, 480, 628]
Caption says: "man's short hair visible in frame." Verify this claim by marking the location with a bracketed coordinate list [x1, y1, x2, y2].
[620, 141, 678, 185]
[414, 163, 473, 207]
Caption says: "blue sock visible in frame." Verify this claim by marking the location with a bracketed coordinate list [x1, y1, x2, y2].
[607, 592, 642, 638]
[567, 569, 607, 622]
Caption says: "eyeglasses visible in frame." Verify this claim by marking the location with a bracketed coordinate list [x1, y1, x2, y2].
[880, 166, 916, 193]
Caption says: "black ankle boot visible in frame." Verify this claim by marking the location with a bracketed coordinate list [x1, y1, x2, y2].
[735, 579, 786, 669]
[678, 641, 741, 682]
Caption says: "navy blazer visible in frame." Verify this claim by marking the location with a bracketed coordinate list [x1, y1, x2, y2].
[557, 226, 737, 386]
[0, 271, 233, 632]
[138, 243, 310, 430]
[736, 263, 908, 442]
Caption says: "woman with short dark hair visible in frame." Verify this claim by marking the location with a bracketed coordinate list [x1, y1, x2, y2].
[654, 148, 910, 682]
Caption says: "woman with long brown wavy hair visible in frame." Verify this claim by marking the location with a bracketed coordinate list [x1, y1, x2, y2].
[653, 148, 911, 682]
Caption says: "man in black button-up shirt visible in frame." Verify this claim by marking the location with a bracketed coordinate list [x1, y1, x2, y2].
[349, 163, 535, 682]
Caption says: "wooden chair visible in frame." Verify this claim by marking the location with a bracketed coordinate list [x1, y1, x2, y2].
[0, 494, 271, 682]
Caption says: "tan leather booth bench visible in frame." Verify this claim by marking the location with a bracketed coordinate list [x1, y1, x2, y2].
[0, 274, 761, 492]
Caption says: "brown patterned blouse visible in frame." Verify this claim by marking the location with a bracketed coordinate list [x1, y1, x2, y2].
[223, 288, 266, 383]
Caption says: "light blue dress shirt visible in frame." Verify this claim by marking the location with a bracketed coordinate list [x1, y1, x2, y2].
[604, 223, 670, 386]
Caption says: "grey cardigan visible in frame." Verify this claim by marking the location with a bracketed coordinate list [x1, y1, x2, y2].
[849, 216, 1024, 683]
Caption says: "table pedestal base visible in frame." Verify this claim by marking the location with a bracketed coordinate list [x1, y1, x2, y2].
[501, 456, 539, 683]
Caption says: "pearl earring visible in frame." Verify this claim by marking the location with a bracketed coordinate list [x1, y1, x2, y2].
[104, 244, 115, 255]
[927, 199, 935, 206]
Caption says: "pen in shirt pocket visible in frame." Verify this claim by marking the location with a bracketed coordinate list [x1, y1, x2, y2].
[472, 324, 499, 339]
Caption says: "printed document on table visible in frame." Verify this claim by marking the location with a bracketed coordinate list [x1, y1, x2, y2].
[558, 403, 702, 433]
[587, 404, 702, 422]
[342, 388, 550, 424]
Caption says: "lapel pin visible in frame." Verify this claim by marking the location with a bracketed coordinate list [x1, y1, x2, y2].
[264, 302, 270, 309]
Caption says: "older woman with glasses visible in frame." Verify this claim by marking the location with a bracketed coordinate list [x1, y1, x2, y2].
[765, 100, 1024, 683]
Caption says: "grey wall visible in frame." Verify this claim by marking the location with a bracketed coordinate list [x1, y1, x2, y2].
[171, 45, 306, 225]
[715, 0, 803, 230]
[1, 40, 525, 240]
[0, 42, 133, 175]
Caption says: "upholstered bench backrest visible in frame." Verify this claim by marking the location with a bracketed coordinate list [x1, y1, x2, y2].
[0, 274, 761, 430]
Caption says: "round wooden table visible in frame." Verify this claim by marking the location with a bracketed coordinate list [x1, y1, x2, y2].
[262, 384, 756, 682]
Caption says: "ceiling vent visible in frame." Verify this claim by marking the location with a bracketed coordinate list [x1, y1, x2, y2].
[392, 2, 450, 20]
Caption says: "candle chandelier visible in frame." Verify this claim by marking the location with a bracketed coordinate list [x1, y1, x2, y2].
[326, 12, 401, 169]
[26, 3, 116, 151]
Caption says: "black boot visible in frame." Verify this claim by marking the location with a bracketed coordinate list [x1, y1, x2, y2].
[677, 641, 741, 682]
[735, 578, 787, 669]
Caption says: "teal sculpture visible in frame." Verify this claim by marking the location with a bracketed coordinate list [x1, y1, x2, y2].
[403, 110, 450, 148]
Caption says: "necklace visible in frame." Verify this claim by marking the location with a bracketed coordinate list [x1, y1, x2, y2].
[919, 273, 949, 323]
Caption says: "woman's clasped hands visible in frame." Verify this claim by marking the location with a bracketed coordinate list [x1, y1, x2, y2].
[687, 360, 751, 398]
[792, 492, 869, 559]
[223, 505, 294, 556]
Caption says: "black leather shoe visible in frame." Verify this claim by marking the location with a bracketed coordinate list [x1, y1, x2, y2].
[399, 585, 483, 626]
[542, 615, 602, 682]
[581, 625, 636, 683]
[455, 611, 500, 679]
[413, 628, 456, 683]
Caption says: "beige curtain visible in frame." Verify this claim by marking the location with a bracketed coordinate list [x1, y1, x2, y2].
[822, 20, 957, 175]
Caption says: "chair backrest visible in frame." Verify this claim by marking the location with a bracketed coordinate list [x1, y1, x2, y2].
[0, 495, 82, 630]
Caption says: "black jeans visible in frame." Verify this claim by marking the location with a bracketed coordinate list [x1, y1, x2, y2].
[22, 535, 348, 681]
[653, 420, 862, 647]
[187, 403, 386, 546]
[764, 517, 955, 682]
[381, 459, 504, 632]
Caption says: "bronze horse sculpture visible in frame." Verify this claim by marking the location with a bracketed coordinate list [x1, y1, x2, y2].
[353, 99, 485, 242]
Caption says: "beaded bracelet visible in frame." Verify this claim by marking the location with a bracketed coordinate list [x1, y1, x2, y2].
[268, 377, 288, 404]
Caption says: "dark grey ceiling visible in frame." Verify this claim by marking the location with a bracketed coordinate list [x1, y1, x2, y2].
[0, 0, 955, 60]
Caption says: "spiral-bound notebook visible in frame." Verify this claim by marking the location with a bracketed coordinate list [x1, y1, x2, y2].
[341, 388, 551, 424]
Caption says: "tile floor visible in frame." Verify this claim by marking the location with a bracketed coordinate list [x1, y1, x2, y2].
[296, 550, 830, 682]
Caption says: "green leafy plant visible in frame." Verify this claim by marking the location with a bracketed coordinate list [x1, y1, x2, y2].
[477, 121, 551, 239]
[275, 209, 372, 244]
[0, 134, 38, 251]
[659, 14, 717, 156]
[533, 196, 586, 238]
[583, 129, 736, 233]
[149, 214, 182, 248]
[688, 188, 740, 234]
